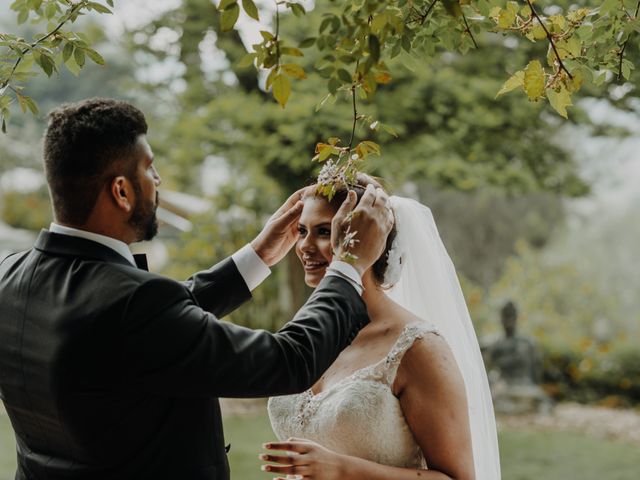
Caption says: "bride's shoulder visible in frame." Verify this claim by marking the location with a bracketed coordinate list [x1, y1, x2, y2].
[393, 324, 458, 393]
[395, 309, 440, 337]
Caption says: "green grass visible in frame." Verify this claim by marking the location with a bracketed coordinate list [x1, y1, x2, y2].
[2, 412, 640, 480]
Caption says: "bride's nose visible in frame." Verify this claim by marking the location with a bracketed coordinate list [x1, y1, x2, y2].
[299, 234, 316, 253]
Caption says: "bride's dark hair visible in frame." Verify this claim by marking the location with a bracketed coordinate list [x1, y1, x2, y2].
[309, 173, 397, 288]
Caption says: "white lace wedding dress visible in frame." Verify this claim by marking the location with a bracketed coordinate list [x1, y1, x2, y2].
[268, 323, 438, 469]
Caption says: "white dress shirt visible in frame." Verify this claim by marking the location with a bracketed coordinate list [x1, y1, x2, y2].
[48, 223, 271, 292]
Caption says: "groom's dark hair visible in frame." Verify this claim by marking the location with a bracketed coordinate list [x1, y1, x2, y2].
[315, 174, 398, 287]
[43, 98, 148, 225]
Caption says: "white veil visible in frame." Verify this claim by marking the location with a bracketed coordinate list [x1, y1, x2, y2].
[385, 196, 501, 479]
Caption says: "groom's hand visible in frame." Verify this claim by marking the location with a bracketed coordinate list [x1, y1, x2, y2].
[332, 184, 394, 278]
[250, 187, 307, 267]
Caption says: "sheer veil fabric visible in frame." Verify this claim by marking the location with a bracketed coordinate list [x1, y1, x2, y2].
[386, 196, 501, 479]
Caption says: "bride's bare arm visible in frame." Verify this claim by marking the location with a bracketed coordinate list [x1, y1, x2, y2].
[260, 332, 475, 480]
[394, 331, 475, 479]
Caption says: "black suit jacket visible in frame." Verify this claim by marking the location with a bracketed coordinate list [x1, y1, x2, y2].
[0, 230, 368, 480]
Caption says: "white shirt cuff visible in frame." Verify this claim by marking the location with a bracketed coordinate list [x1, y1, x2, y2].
[231, 244, 271, 292]
[325, 260, 364, 296]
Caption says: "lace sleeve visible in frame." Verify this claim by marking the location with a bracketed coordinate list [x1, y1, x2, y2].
[380, 324, 441, 387]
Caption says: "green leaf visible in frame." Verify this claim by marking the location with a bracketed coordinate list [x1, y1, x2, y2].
[62, 42, 74, 62]
[242, 0, 259, 21]
[524, 60, 545, 100]
[547, 87, 572, 118]
[64, 52, 81, 76]
[237, 52, 256, 68]
[45, 1, 57, 19]
[289, 2, 306, 17]
[368, 35, 381, 63]
[498, 8, 516, 28]
[317, 143, 334, 161]
[280, 46, 304, 57]
[85, 48, 105, 66]
[328, 76, 341, 94]
[17, 93, 38, 115]
[260, 30, 274, 41]
[272, 73, 291, 108]
[315, 93, 335, 111]
[1, 117, 6, 134]
[442, 0, 463, 17]
[622, 60, 633, 80]
[599, 0, 618, 16]
[496, 70, 524, 97]
[220, 3, 240, 32]
[74, 48, 86, 67]
[219, 0, 236, 10]
[299, 37, 316, 48]
[371, 13, 387, 34]
[17, 9, 29, 25]
[337, 68, 352, 83]
[382, 123, 398, 138]
[281, 63, 306, 79]
[34, 52, 55, 76]
[87, 2, 112, 14]
[265, 68, 277, 90]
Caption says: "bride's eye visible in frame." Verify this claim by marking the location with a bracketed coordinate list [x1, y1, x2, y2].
[298, 226, 307, 236]
[319, 227, 331, 236]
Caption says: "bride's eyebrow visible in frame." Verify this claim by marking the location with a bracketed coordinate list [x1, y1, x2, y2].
[313, 223, 331, 229]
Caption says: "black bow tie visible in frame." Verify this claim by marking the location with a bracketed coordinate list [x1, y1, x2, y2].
[133, 253, 149, 271]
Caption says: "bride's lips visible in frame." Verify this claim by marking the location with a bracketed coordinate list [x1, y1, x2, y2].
[302, 259, 329, 272]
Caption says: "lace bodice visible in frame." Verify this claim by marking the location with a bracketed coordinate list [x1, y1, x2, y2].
[268, 324, 439, 469]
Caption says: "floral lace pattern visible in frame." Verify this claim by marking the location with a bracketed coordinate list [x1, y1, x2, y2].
[268, 323, 440, 469]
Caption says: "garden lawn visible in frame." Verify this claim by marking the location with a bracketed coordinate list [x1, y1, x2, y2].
[2, 411, 640, 480]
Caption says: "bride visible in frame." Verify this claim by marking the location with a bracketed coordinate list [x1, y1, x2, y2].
[263, 175, 501, 479]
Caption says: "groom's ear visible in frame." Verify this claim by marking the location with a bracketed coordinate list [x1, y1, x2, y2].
[109, 176, 135, 213]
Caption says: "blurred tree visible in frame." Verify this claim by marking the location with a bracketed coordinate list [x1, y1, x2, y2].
[122, 0, 596, 314]
[417, 182, 566, 288]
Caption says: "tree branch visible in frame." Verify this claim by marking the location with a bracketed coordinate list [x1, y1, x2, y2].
[462, 11, 478, 49]
[1, 1, 87, 89]
[525, 0, 573, 80]
[617, 0, 640, 82]
[412, 0, 439, 25]
[275, 0, 281, 69]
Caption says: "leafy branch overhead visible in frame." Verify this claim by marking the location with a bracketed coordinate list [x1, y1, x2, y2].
[2, 0, 639, 132]
[0, 0, 112, 132]
[228, 0, 639, 118]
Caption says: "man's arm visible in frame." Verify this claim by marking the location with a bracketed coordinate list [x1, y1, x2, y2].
[121, 275, 368, 398]
[182, 257, 252, 319]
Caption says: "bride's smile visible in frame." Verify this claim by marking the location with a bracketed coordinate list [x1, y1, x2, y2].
[295, 197, 335, 287]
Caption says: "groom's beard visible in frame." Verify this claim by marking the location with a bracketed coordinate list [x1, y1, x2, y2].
[129, 183, 159, 242]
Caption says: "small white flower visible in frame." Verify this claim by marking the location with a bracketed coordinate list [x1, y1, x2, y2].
[317, 159, 337, 185]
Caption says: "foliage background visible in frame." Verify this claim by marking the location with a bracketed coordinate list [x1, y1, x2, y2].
[0, 0, 638, 406]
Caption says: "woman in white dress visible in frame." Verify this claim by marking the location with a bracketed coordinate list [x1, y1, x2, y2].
[264, 176, 501, 480]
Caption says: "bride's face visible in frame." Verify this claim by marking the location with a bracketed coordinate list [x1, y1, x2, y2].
[295, 197, 336, 287]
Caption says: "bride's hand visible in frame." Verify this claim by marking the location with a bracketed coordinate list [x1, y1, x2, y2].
[260, 437, 346, 480]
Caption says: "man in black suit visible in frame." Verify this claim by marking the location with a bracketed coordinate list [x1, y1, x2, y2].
[0, 98, 393, 479]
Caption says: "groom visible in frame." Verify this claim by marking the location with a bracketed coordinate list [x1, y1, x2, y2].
[0, 98, 393, 480]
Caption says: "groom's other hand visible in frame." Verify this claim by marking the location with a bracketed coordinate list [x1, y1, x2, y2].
[251, 187, 308, 266]
[332, 184, 394, 278]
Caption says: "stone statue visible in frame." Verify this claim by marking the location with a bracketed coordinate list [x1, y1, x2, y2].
[486, 301, 552, 414]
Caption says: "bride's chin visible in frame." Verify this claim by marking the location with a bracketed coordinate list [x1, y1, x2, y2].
[304, 272, 324, 288]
